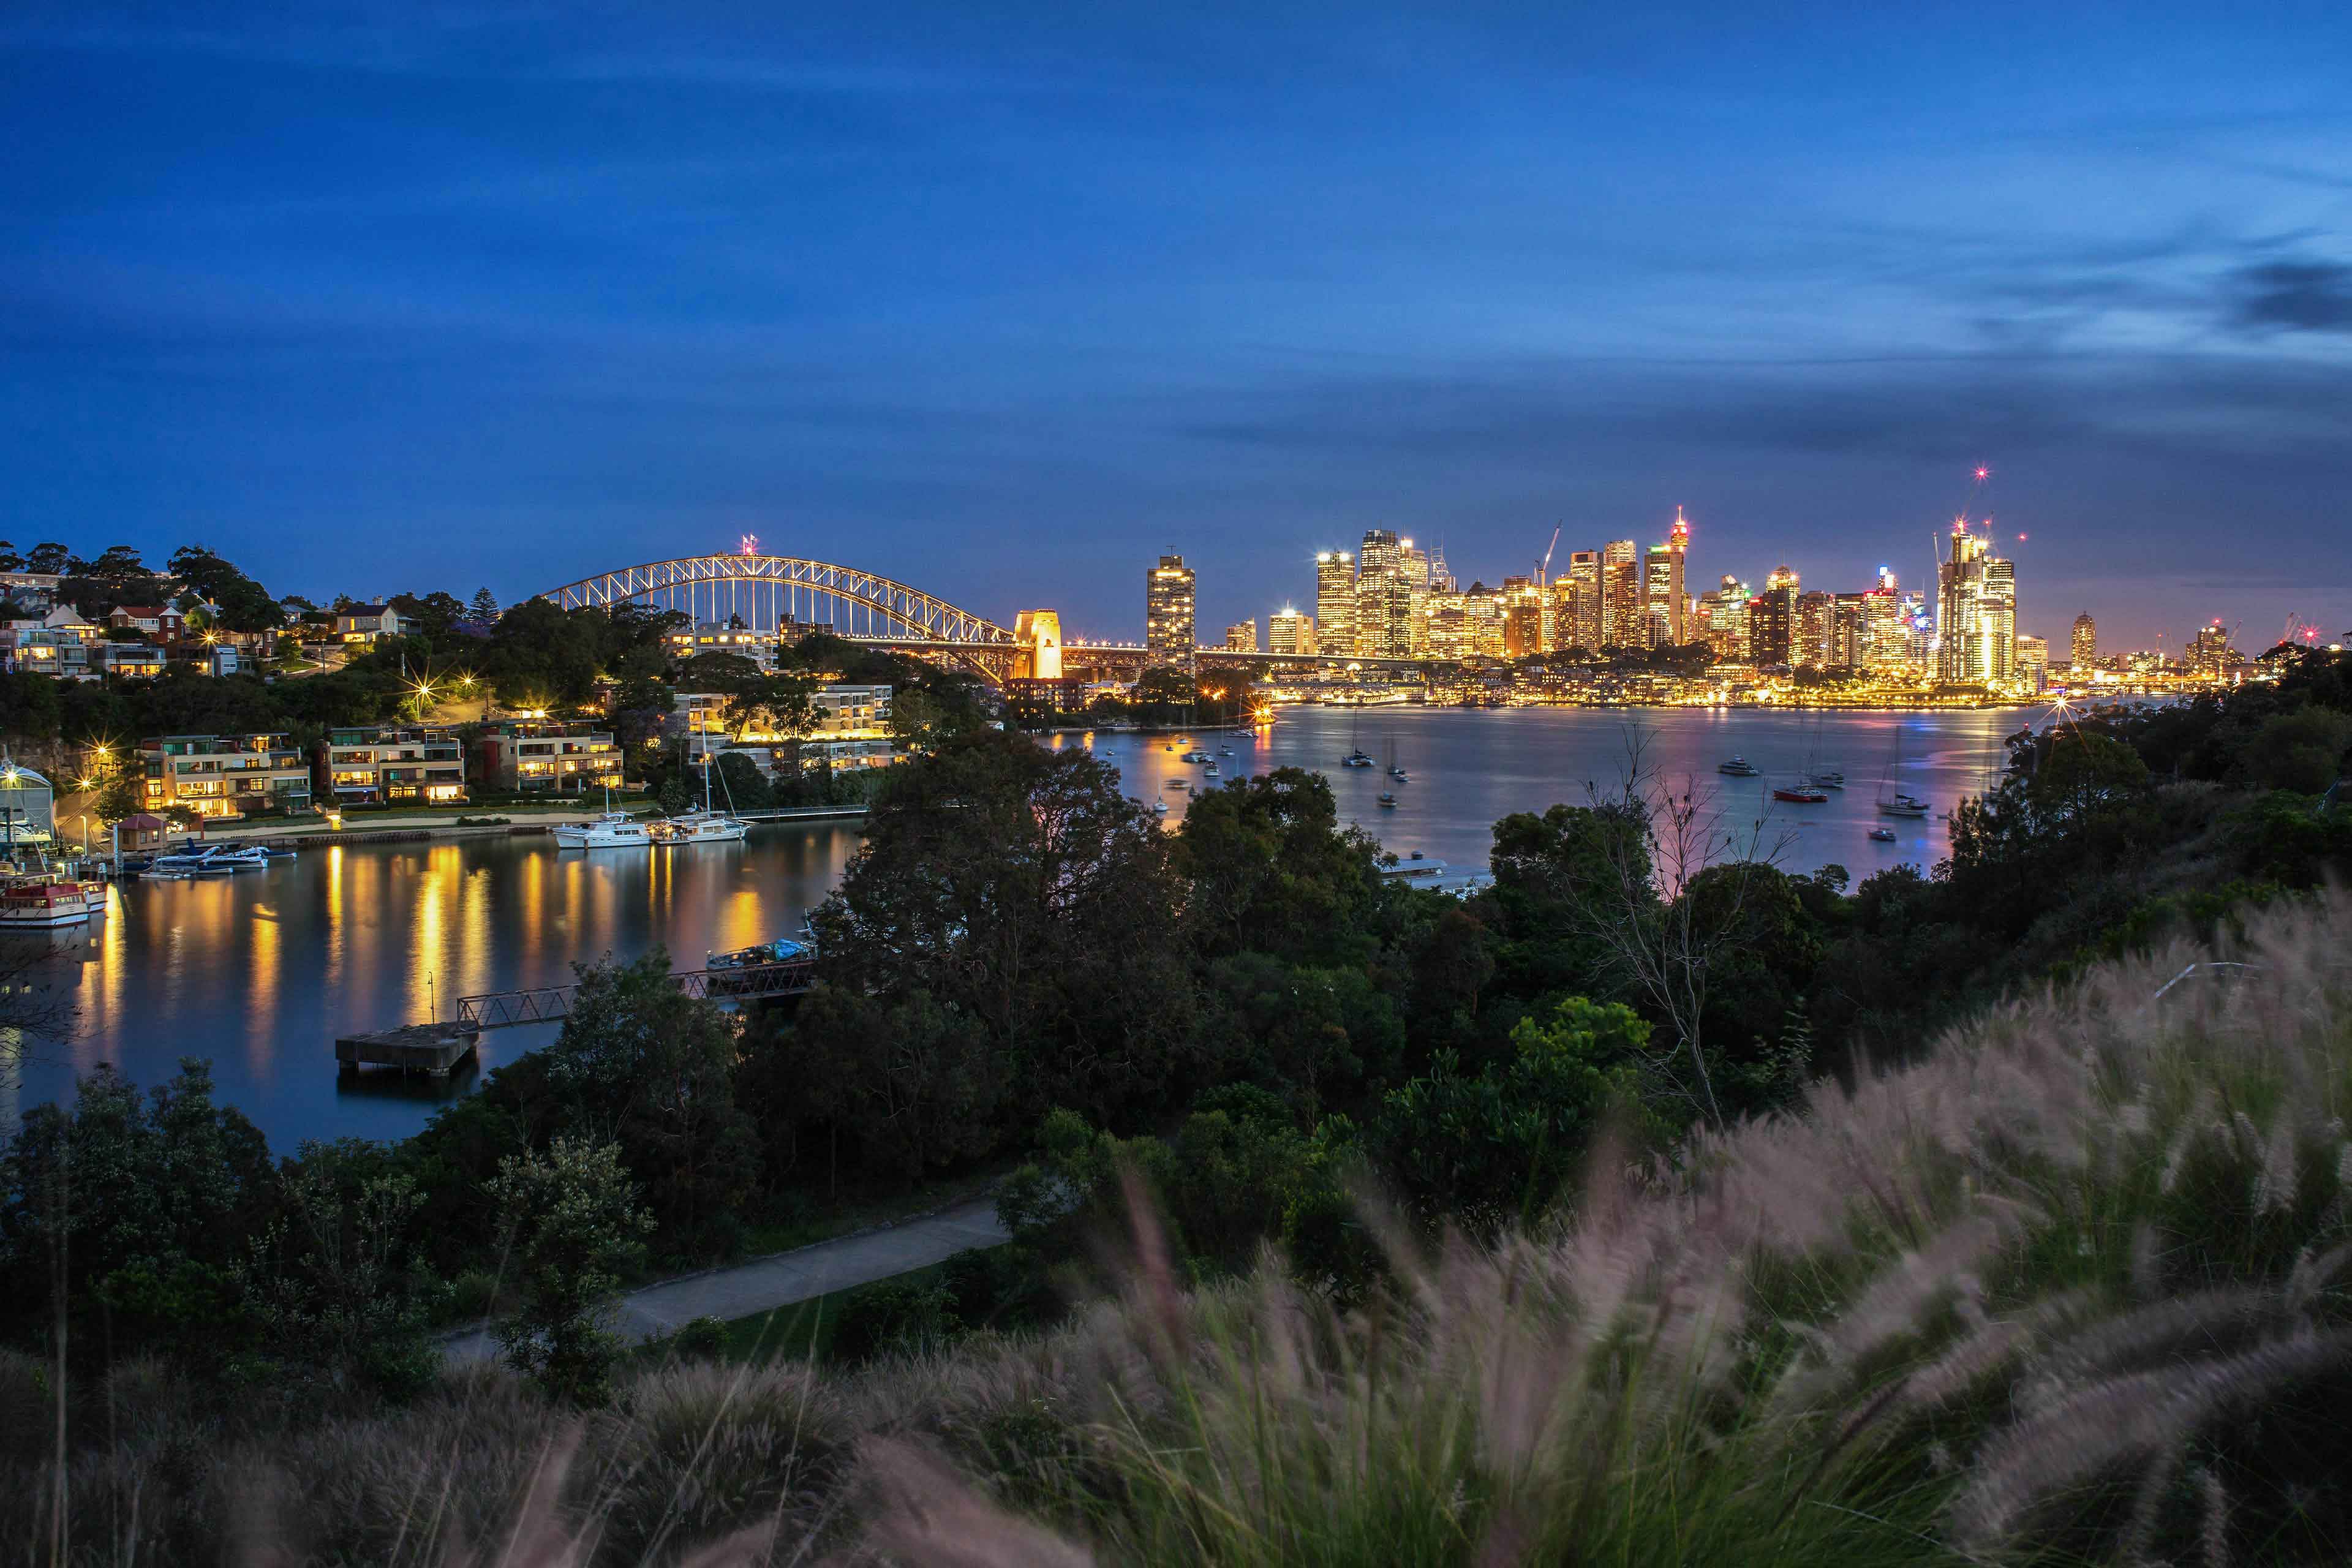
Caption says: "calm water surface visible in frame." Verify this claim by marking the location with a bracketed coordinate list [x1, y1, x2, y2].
[8, 706, 2021, 1147]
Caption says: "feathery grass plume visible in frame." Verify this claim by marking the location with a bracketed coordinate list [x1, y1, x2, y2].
[861, 1437, 1096, 1567]
[581, 1359, 851, 1561]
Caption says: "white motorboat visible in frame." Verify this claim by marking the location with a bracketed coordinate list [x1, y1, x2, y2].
[556, 812, 651, 850]
[650, 810, 748, 845]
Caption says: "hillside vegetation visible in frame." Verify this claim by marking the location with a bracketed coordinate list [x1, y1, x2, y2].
[7, 893, 2352, 1565]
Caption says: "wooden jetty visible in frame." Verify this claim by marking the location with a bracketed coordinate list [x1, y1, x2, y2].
[454, 959, 814, 1030]
[336, 1022, 481, 1077]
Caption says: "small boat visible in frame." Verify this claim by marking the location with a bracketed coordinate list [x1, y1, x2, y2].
[1869, 827, 1899, 843]
[262, 845, 300, 859]
[1877, 793, 1932, 819]
[1182, 752, 1212, 763]
[1203, 761, 1219, 776]
[1218, 747, 1233, 755]
[1152, 797, 1170, 814]
[1341, 750, 1376, 768]
[707, 936, 812, 970]
[1377, 792, 1398, 808]
[1814, 770, 1845, 786]
[556, 788, 654, 850]
[1772, 785, 1829, 804]
[650, 810, 750, 845]
[0, 878, 97, 927]
[1166, 778, 1188, 790]
[1717, 756, 1760, 777]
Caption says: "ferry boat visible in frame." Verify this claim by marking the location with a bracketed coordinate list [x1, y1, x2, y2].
[0, 877, 97, 929]
[1717, 756, 1760, 777]
[1772, 784, 1829, 804]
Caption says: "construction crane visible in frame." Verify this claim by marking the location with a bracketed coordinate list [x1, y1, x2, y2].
[1537, 525, 1559, 589]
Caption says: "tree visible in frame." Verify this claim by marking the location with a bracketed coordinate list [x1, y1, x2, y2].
[1373, 997, 1650, 1234]
[2237, 708, 2352, 794]
[92, 762, 142, 828]
[467, 587, 500, 626]
[488, 1135, 653, 1404]
[167, 545, 282, 632]
[1176, 769, 1386, 967]
[539, 951, 761, 1251]
[808, 731, 1194, 1158]
[24, 543, 70, 575]
[390, 590, 468, 641]
[1558, 726, 1793, 1126]
[0, 541, 21, 573]
[231, 1139, 440, 1396]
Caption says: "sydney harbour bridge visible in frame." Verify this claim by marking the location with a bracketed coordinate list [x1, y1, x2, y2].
[537, 545, 1431, 685]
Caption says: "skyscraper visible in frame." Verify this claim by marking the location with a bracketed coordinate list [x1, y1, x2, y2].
[1750, 566, 1799, 666]
[1698, 575, 1750, 662]
[1936, 526, 2017, 685]
[1564, 549, 1602, 652]
[1796, 589, 1835, 669]
[1224, 620, 1257, 652]
[1314, 551, 1356, 660]
[1145, 554, 1196, 668]
[1600, 540, 1641, 649]
[2071, 612, 2097, 669]
[1501, 575, 1543, 659]
[1643, 508, 1690, 647]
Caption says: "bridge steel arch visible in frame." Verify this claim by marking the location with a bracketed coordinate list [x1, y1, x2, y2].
[539, 554, 1016, 649]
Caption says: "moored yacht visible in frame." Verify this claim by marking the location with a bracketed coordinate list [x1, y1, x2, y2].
[556, 790, 652, 850]
[1717, 756, 1760, 777]
[0, 877, 97, 928]
[650, 810, 748, 845]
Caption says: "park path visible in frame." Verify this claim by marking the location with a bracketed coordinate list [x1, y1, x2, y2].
[442, 1196, 1009, 1362]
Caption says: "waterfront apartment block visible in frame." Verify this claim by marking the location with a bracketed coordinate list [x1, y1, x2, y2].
[473, 722, 624, 793]
[673, 684, 896, 777]
[137, 734, 314, 820]
[322, 726, 467, 805]
[665, 619, 782, 669]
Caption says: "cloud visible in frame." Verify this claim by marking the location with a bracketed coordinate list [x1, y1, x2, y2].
[2225, 259, 2352, 333]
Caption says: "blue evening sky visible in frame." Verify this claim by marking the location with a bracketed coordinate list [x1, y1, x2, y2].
[4, 3, 2349, 649]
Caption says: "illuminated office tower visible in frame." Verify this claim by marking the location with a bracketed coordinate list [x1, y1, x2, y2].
[1600, 540, 1642, 649]
[1268, 608, 1314, 655]
[1643, 508, 1690, 647]
[1314, 552, 1356, 660]
[1563, 550, 1602, 652]
[2016, 634, 2049, 689]
[1399, 538, 1431, 655]
[1501, 575, 1544, 659]
[1354, 530, 1397, 657]
[1145, 554, 1197, 668]
[1224, 620, 1257, 652]
[2188, 620, 2237, 680]
[2071, 612, 2097, 669]
[1796, 590, 1836, 669]
[1936, 526, 2017, 684]
[1858, 578, 1905, 671]
[1749, 566, 1799, 666]
[1698, 575, 1751, 662]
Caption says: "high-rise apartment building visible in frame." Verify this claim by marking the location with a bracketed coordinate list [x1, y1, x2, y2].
[1224, 620, 1257, 652]
[1936, 526, 2017, 685]
[2016, 635, 2048, 688]
[1351, 529, 1422, 658]
[1600, 540, 1642, 649]
[2071, 612, 2097, 669]
[1314, 551, 1356, 660]
[1268, 608, 1314, 656]
[1145, 554, 1196, 668]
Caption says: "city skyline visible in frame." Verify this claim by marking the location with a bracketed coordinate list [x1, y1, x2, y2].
[5, 6, 2349, 649]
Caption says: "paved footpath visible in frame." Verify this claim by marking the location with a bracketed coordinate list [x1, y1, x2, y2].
[443, 1196, 1008, 1362]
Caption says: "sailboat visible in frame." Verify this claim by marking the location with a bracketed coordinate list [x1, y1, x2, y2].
[650, 736, 750, 845]
[1341, 715, 1374, 767]
[1874, 723, 1932, 818]
[1386, 731, 1409, 781]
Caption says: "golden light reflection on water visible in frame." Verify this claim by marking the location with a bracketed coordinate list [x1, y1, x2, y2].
[246, 902, 281, 1075]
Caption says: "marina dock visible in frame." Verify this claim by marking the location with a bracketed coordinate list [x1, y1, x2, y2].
[335, 1022, 481, 1077]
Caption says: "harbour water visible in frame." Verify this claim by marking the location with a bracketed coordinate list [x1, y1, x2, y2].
[4, 706, 2022, 1148]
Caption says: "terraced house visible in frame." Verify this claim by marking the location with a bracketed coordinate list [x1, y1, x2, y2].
[321, 726, 467, 805]
[138, 734, 313, 820]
